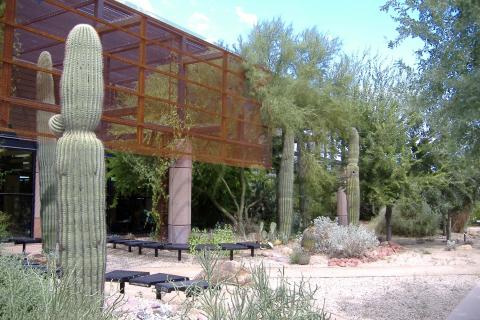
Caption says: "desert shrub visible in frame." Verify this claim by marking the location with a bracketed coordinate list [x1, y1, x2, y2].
[188, 224, 236, 252]
[0, 211, 10, 240]
[305, 217, 378, 258]
[184, 251, 330, 320]
[290, 248, 311, 265]
[0, 255, 119, 320]
[373, 200, 439, 237]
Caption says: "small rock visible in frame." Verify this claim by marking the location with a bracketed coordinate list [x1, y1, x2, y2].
[280, 247, 293, 256]
[274, 239, 282, 246]
[457, 244, 473, 250]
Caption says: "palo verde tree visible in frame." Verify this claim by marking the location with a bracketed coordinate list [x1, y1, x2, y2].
[238, 18, 342, 239]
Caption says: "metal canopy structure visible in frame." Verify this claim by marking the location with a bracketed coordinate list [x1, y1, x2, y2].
[0, 0, 271, 168]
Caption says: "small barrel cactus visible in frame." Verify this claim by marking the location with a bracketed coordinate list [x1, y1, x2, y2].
[301, 227, 316, 252]
[36, 51, 57, 253]
[346, 127, 360, 225]
[49, 24, 106, 296]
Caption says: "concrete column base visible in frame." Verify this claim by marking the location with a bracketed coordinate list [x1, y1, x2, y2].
[168, 156, 192, 244]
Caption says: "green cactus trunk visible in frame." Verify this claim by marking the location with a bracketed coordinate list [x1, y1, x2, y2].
[346, 127, 360, 225]
[50, 24, 106, 296]
[36, 51, 57, 253]
[278, 129, 294, 240]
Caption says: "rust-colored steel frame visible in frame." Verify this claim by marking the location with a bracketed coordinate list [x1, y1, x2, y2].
[0, 0, 271, 168]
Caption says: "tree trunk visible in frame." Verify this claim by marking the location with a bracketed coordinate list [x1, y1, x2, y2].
[446, 213, 451, 241]
[278, 129, 295, 240]
[385, 205, 393, 242]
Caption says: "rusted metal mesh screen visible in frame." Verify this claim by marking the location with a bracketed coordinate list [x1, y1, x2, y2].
[0, 0, 271, 168]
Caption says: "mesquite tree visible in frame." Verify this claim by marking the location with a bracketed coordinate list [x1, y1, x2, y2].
[36, 51, 57, 252]
[49, 24, 106, 296]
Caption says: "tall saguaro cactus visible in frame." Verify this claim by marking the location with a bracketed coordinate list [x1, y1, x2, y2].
[49, 24, 106, 296]
[346, 127, 360, 225]
[278, 129, 294, 241]
[36, 51, 57, 252]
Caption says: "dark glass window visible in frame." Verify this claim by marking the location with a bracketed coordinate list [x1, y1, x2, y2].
[0, 149, 34, 237]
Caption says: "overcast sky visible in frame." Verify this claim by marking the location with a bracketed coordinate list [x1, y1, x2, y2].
[118, 0, 422, 66]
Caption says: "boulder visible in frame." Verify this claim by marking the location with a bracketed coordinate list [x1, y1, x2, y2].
[457, 244, 473, 250]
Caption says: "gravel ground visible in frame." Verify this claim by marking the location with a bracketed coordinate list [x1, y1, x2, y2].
[4, 229, 480, 320]
[308, 275, 478, 320]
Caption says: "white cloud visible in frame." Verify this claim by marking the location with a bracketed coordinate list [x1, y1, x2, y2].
[235, 6, 257, 26]
[187, 12, 211, 35]
[117, 0, 154, 14]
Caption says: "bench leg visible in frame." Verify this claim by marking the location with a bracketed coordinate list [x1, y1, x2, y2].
[155, 249, 158, 257]
[128, 246, 132, 252]
[22, 243, 26, 253]
[113, 243, 116, 249]
[250, 248, 254, 257]
[119, 282, 125, 294]
[230, 250, 233, 261]
[178, 250, 182, 261]
[156, 290, 162, 300]
[138, 246, 142, 255]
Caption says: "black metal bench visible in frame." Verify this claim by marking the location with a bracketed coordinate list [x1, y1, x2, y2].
[107, 238, 129, 249]
[140, 242, 170, 256]
[9, 237, 42, 253]
[163, 243, 190, 261]
[155, 280, 212, 299]
[129, 273, 189, 297]
[236, 241, 261, 257]
[123, 240, 157, 254]
[105, 270, 150, 294]
[219, 243, 250, 260]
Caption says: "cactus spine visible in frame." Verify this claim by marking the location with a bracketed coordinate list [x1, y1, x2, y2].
[346, 127, 360, 225]
[278, 129, 294, 241]
[49, 24, 106, 295]
[36, 51, 57, 252]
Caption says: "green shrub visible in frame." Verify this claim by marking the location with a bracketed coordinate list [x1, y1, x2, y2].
[0, 255, 119, 320]
[373, 200, 439, 237]
[0, 211, 10, 240]
[188, 224, 236, 253]
[290, 248, 311, 265]
[187, 252, 330, 319]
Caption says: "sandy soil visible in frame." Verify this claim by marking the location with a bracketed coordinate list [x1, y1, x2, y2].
[3, 228, 480, 320]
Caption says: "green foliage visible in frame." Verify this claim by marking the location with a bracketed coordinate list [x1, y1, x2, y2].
[289, 248, 311, 265]
[188, 224, 236, 253]
[0, 256, 118, 320]
[186, 252, 330, 320]
[472, 202, 480, 224]
[107, 152, 170, 238]
[372, 199, 439, 237]
[193, 163, 275, 234]
[382, 0, 480, 156]
[0, 211, 10, 240]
